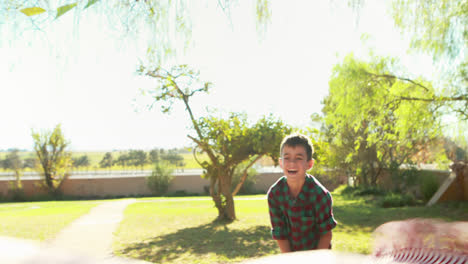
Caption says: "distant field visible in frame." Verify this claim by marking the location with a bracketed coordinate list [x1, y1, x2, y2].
[0, 150, 277, 172]
[0, 150, 210, 171]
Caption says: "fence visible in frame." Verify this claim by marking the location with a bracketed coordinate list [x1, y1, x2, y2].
[0, 168, 287, 198]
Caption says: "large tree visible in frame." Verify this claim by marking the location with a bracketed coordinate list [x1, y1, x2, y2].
[389, 0, 467, 120]
[323, 54, 447, 186]
[3, 0, 271, 61]
[32, 124, 72, 196]
[140, 64, 290, 220]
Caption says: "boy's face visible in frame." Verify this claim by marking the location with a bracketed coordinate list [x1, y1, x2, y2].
[279, 145, 314, 181]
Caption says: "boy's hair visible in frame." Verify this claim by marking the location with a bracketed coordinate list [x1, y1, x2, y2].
[280, 133, 314, 161]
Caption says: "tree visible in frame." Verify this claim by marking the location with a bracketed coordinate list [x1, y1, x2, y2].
[127, 150, 148, 167]
[72, 155, 90, 167]
[2, 149, 23, 190]
[139, 64, 290, 220]
[389, 0, 467, 120]
[115, 152, 130, 167]
[99, 152, 114, 168]
[2, 149, 23, 171]
[146, 161, 174, 196]
[4, 1, 271, 61]
[23, 158, 37, 169]
[322, 54, 447, 186]
[161, 150, 185, 168]
[149, 148, 160, 163]
[32, 124, 72, 196]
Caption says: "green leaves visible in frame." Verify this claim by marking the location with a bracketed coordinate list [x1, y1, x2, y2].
[56, 3, 78, 19]
[323, 53, 446, 186]
[85, 0, 100, 9]
[20, 1, 99, 19]
[20, 7, 46, 16]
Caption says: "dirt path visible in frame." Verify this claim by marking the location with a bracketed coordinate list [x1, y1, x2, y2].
[1, 199, 152, 264]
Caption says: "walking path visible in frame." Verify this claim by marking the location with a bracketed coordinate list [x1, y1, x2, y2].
[1, 199, 152, 264]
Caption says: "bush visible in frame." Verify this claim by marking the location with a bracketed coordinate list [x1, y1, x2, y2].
[7, 182, 26, 201]
[338, 185, 386, 197]
[146, 162, 174, 196]
[420, 172, 440, 202]
[231, 164, 258, 195]
[378, 192, 417, 208]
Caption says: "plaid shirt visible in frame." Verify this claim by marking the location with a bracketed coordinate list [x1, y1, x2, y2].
[267, 174, 337, 251]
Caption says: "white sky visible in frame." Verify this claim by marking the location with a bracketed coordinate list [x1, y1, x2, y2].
[0, 1, 436, 151]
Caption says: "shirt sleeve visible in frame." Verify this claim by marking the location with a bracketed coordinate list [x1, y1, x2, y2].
[315, 190, 337, 235]
[267, 190, 289, 240]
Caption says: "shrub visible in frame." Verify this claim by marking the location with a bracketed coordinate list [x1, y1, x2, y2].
[337, 185, 385, 197]
[7, 181, 26, 201]
[379, 192, 416, 208]
[146, 162, 174, 196]
[420, 172, 440, 202]
[232, 164, 258, 195]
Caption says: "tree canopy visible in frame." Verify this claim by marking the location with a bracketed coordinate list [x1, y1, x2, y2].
[140, 64, 290, 220]
[322, 53, 447, 186]
[31, 124, 72, 196]
[3, 0, 271, 61]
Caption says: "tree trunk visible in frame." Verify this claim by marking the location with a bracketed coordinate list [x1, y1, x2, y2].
[211, 171, 235, 221]
[210, 176, 224, 217]
[220, 176, 235, 220]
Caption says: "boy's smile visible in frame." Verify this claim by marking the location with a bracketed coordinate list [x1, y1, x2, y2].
[279, 145, 314, 181]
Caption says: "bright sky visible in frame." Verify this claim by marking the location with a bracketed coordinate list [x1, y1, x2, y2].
[0, 1, 435, 151]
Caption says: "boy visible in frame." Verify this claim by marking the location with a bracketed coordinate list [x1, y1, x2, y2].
[267, 133, 337, 252]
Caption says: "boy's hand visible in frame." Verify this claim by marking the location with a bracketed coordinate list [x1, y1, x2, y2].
[317, 231, 332, 249]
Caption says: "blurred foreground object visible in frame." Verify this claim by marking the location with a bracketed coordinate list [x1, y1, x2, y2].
[372, 218, 467, 263]
[244, 219, 467, 264]
[0, 236, 147, 264]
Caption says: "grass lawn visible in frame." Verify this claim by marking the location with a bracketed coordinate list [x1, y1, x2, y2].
[0, 200, 100, 241]
[113, 190, 468, 264]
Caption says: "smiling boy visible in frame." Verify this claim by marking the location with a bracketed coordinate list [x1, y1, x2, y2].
[267, 133, 337, 252]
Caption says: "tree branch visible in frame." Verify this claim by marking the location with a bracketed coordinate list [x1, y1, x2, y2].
[232, 155, 263, 196]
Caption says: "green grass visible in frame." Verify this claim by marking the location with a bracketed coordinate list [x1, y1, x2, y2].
[114, 197, 276, 264]
[0, 200, 100, 240]
[114, 190, 468, 264]
[0, 188, 466, 263]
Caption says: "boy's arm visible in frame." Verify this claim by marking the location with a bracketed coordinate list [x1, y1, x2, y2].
[317, 230, 332, 249]
[276, 239, 292, 253]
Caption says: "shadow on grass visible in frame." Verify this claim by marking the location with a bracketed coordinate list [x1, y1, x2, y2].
[117, 219, 277, 263]
[333, 197, 468, 232]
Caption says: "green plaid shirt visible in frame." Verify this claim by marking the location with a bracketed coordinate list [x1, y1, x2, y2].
[267, 174, 337, 251]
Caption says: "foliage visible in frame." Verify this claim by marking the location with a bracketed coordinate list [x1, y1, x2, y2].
[388, 162, 419, 193]
[338, 185, 386, 197]
[419, 171, 440, 202]
[231, 162, 258, 195]
[390, 0, 467, 61]
[148, 148, 160, 163]
[322, 53, 446, 187]
[378, 192, 417, 208]
[146, 162, 174, 196]
[389, 0, 468, 120]
[5, 1, 271, 61]
[161, 149, 185, 168]
[1, 149, 23, 170]
[195, 112, 290, 219]
[99, 152, 114, 168]
[127, 150, 148, 167]
[7, 181, 26, 201]
[31, 124, 72, 196]
[23, 158, 37, 169]
[140, 64, 291, 220]
[72, 155, 90, 167]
